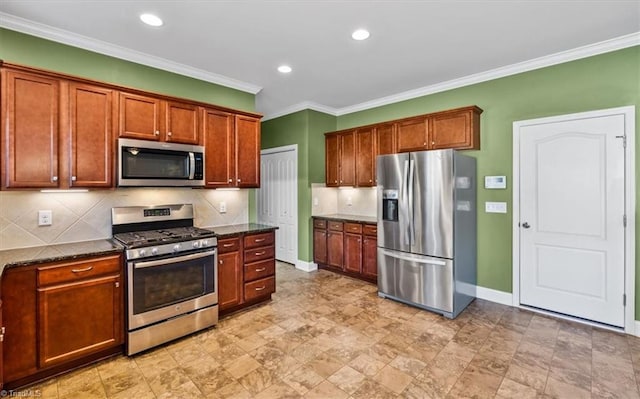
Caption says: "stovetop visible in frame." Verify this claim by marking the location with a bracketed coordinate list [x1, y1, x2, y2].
[113, 226, 215, 248]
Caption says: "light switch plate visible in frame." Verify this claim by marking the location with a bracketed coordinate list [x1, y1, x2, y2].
[219, 202, 227, 213]
[485, 202, 507, 213]
[38, 210, 52, 226]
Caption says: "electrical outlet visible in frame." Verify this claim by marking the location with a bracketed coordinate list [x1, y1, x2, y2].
[38, 210, 52, 226]
[347, 196, 352, 206]
[219, 202, 227, 213]
[313, 197, 319, 206]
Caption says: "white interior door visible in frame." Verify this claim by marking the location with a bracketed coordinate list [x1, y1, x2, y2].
[258, 147, 297, 265]
[518, 113, 626, 327]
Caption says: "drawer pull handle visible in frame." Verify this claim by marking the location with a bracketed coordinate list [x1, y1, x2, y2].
[255, 267, 266, 272]
[255, 251, 266, 256]
[254, 238, 266, 243]
[71, 266, 93, 273]
[255, 286, 266, 291]
[223, 243, 235, 247]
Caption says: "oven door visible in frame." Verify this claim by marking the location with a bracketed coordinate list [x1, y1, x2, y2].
[127, 249, 217, 330]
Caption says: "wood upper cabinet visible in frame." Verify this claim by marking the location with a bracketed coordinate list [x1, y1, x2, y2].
[355, 127, 375, 187]
[376, 123, 396, 156]
[202, 110, 260, 188]
[396, 116, 429, 153]
[36, 255, 123, 368]
[339, 131, 356, 186]
[1, 69, 60, 188]
[68, 82, 115, 187]
[218, 236, 243, 311]
[429, 106, 482, 150]
[119, 92, 199, 144]
[325, 134, 339, 187]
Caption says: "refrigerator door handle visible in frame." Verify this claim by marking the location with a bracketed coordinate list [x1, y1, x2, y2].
[379, 249, 447, 266]
[402, 160, 411, 245]
[408, 158, 415, 245]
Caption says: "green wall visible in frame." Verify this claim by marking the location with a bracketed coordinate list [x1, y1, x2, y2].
[260, 110, 336, 263]
[0, 28, 255, 112]
[263, 46, 640, 319]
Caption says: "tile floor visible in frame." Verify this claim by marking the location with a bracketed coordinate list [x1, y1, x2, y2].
[21, 262, 640, 398]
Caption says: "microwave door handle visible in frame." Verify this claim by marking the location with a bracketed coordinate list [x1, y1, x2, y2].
[132, 250, 216, 269]
[189, 152, 196, 180]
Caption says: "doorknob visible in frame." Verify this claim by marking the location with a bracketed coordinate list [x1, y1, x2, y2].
[521, 222, 531, 229]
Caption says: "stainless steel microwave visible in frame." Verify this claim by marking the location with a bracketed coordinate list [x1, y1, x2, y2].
[118, 138, 205, 187]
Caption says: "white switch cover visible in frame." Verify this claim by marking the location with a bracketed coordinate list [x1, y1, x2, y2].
[347, 196, 352, 206]
[219, 202, 227, 213]
[313, 197, 319, 206]
[38, 210, 52, 226]
[485, 202, 507, 213]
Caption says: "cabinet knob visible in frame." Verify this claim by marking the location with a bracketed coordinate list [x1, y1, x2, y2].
[71, 176, 77, 181]
[369, 179, 372, 182]
[167, 132, 172, 137]
[431, 141, 435, 145]
[52, 176, 58, 182]
[115, 281, 119, 288]
[228, 178, 233, 183]
[219, 260, 223, 264]
[237, 178, 241, 183]
[155, 130, 160, 136]
[334, 180, 338, 183]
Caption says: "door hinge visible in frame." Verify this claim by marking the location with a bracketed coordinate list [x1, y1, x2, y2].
[615, 135, 627, 148]
[623, 294, 626, 306]
[623, 215, 627, 227]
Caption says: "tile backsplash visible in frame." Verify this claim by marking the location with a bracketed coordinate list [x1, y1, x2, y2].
[0, 188, 248, 250]
[311, 184, 377, 217]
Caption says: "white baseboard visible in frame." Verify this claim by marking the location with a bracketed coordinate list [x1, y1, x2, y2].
[635, 321, 640, 337]
[475, 286, 513, 306]
[295, 260, 318, 272]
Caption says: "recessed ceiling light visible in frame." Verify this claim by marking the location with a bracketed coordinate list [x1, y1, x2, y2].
[140, 13, 163, 27]
[277, 65, 292, 74]
[352, 29, 370, 41]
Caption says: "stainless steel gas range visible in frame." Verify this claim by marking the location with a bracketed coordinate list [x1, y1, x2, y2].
[111, 204, 218, 355]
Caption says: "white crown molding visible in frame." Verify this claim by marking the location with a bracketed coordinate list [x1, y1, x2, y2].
[261, 101, 339, 122]
[0, 12, 262, 95]
[262, 31, 640, 120]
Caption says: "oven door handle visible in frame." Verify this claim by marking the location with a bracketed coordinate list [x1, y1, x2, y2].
[132, 250, 216, 269]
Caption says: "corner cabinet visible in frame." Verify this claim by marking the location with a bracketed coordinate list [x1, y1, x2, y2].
[202, 108, 261, 188]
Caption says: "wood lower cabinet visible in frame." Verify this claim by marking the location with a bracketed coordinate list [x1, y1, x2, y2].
[202, 109, 261, 188]
[313, 217, 377, 283]
[243, 232, 276, 302]
[217, 237, 243, 312]
[1, 254, 124, 388]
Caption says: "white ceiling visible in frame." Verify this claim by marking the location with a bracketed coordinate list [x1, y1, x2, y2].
[1, 1, 639, 119]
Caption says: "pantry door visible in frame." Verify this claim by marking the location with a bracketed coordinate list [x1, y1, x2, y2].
[257, 145, 298, 265]
[514, 107, 633, 328]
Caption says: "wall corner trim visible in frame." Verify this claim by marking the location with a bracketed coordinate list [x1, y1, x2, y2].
[475, 286, 513, 306]
[296, 260, 318, 273]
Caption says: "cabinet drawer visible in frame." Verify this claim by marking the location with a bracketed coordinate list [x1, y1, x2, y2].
[244, 245, 275, 263]
[37, 255, 121, 287]
[345, 223, 362, 234]
[328, 221, 343, 231]
[363, 224, 378, 236]
[244, 259, 275, 282]
[218, 236, 240, 253]
[313, 219, 327, 229]
[244, 276, 275, 302]
[244, 232, 275, 249]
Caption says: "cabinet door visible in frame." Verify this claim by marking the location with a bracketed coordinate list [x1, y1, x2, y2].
[327, 231, 344, 269]
[68, 83, 114, 187]
[325, 134, 339, 187]
[429, 108, 480, 150]
[344, 233, 362, 274]
[396, 116, 428, 153]
[202, 108, 235, 188]
[376, 123, 396, 156]
[165, 101, 199, 144]
[0, 299, 3, 390]
[118, 92, 162, 140]
[363, 235, 378, 279]
[1, 70, 60, 188]
[313, 228, 327, 264]
[355, 127, 375, 187]
[218, 251, 243, 311]
[235, 115, 260, 188]
[339, 131, 356, 186]
[37, 274, 122, 368]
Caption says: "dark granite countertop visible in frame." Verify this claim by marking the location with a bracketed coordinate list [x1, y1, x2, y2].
[0, 239, 124, 277]
[313, 214, 378, 224]
[205, 223, 278, 238]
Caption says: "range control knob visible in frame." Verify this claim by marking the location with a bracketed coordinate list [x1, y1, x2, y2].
[192, 241, 201, 249]
[151, 247, 159, 255]
[138, 249, 147, 257]
[202, 239, 210, 247]
[172, 244, 182, 252]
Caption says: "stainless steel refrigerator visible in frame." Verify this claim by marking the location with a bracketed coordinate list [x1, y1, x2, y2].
[377, 149, 476, 318]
